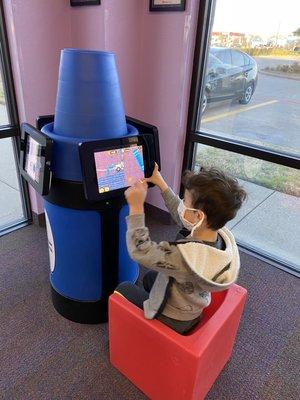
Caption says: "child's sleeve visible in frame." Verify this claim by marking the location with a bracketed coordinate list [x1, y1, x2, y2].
[126, 214, 183, 274]
[161, 187, 183, 227]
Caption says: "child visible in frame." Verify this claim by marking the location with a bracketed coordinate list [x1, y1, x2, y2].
[115, 165, 247, 334]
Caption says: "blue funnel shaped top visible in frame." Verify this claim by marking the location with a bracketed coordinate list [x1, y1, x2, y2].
[54, 49, 127, 139]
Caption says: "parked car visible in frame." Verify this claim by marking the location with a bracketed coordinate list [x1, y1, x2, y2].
[202, 47, 258, 113]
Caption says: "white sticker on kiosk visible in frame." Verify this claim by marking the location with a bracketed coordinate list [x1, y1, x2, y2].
[24, 136, 42, 183]
[45, 211, 55, 272]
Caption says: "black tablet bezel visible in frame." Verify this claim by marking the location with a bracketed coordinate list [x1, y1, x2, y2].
[79, 135, 153, 202]
[19, 123, 53, 196]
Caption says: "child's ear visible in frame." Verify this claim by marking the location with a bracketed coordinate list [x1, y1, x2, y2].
[197, 210, 205, 221]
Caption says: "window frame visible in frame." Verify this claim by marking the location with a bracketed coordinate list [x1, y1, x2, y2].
[0, 8, 19, 131]
[0, 3, 31, 234]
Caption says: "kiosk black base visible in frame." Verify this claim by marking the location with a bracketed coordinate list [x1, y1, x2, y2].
[51, 286, 108, 324]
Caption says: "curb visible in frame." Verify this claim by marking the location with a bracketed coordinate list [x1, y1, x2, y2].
[259, 71, 300, 81]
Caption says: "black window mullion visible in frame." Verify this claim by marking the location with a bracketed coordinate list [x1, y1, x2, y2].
[0, 125, 19, 138]
[190, 131, 300, 170]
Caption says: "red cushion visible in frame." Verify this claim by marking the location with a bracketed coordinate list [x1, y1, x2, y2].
[109, 284, 247, 400]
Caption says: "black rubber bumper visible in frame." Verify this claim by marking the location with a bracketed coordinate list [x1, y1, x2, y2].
[51, 286, 108, 324]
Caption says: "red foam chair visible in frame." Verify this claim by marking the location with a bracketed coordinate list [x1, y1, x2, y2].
[109, 284, 247, 400]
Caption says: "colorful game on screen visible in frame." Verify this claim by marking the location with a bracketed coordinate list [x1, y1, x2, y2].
[94, 145, 144, 193]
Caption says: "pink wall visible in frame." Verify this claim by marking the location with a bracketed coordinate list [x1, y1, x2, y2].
[3, 0, 72, 214]
[70, 0, 143, 117]
[135, 0, 199, 209]
[4, 0, 199, 213]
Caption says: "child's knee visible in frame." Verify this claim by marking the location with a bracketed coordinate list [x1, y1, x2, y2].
[115, 281, 134, 296]
[114, 281, 148, 309]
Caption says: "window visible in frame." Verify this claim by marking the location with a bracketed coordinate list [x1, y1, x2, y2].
[211, 49, 231, 65]
[0, 65, 9, 125]
[231, 50, 245, 67]
[0, 4, 30, 234]
[207, 53, 224, 70]
[183, 0, 300, 275]
[196, 0, 300, 158]
[193, 144, 300, 273]
[243, 54, 250, 66]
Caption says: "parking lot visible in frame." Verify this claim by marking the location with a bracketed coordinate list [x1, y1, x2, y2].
[200, 57, 300, 155]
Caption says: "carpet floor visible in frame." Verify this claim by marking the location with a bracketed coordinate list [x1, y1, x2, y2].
[0, 215, 299, 400]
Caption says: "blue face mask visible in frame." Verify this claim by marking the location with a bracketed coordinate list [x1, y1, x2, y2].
[177, 199, 204, 235]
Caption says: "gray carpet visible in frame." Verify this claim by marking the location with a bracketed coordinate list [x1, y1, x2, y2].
[0, 214, 299, 400]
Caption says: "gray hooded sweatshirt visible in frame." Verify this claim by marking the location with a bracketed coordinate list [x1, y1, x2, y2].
[126, 188, 240, 321]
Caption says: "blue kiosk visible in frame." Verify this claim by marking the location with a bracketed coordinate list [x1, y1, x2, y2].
[19, 49, 160, 323]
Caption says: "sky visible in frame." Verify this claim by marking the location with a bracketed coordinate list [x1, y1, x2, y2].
[213, 0, 300, 38]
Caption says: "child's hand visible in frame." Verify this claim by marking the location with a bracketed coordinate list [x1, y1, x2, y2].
[145, 163, 168, 192]
[125, 180, 148, 214]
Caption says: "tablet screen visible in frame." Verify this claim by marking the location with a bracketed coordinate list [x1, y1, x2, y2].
[24, 135, 43, 183]
[94, 145, 144, 193]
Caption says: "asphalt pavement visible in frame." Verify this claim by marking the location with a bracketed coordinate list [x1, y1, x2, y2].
[200, 57, 300, 156]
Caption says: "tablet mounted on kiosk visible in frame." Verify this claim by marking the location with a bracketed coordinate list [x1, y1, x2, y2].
[79, 134, 155, 202]
[19, 123, 53, 196]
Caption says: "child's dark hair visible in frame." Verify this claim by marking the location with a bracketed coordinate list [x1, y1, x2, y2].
[182, 167, 247, 230]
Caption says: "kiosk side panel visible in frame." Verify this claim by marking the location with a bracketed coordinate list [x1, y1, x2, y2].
[45, 201, 103, 301]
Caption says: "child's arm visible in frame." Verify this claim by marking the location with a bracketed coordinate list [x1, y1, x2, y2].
[126, 214, 182, 273]
[161, 187, 183, 227]
[145, 164, 183, 227]
[125, 181, 182, 272]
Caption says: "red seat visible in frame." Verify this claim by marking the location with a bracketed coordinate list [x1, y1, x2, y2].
[109, 284, 247, 400]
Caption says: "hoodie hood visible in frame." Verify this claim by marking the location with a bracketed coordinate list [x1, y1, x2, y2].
[177, 227, 240, 289]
